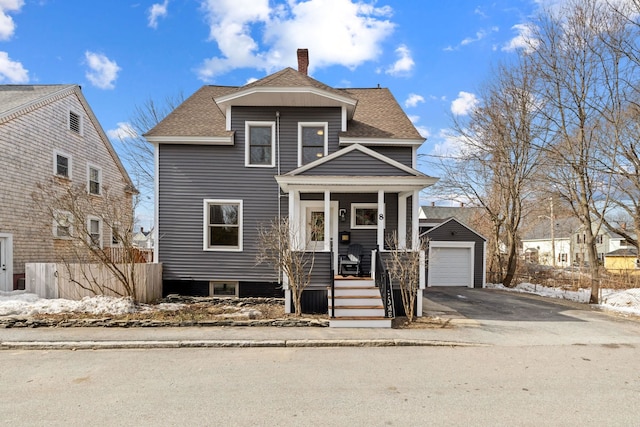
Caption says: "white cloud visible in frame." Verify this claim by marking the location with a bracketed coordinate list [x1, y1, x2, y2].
[84, 51, 121, 90]
[404, 93, 424, 108]
[0, 51, 27, 82]
[502, 23, 539, 53]
[385, 44, 414, 76]
[0, 0, 23, 41]
[432, 128, 470, 158]
[415, 125, 430, 139]
[196, 0, 395, 81]
[460, 26, 498, 46]
[107, 122, 137, 140]
[148, 0, 169, 29]
[451, 91, 479, 116]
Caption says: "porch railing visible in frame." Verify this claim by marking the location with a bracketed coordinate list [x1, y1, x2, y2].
[374, 248, 395, 318]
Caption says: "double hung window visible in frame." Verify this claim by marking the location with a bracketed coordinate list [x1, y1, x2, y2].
[204, 200, 242, 251]
[245, 122, 275, 167]
[298, 122, 328, 166]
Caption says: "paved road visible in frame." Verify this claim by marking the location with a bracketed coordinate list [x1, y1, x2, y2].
[2, 345, 639, 426]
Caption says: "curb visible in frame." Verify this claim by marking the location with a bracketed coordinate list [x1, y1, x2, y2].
[0, 339, 485, 350]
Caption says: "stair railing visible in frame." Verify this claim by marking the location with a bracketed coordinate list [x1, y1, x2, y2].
[330, 239, 335, 318]
[374, 247, 395, 318]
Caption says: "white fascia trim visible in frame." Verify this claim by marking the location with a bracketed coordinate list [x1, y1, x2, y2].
[339, 137, 425, 147]
[145, 136, 234, 145]
[276, 175, 438, 192]
[216, 86, 357, 107]
[226, 105, 231, 131]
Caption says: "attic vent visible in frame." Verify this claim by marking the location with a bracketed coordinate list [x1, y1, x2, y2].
[69, 111, 81, 134]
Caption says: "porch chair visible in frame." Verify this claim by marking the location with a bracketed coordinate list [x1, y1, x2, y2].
[339, 243, 363, 277]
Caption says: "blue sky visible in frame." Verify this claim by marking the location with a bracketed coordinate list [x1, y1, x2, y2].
[1, 0, 554, 224]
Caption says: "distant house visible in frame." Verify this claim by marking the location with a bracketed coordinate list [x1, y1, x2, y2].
[145, 49, 438, 325]
[604, 247, 639, 275]
[522, 217, 636, 267]
[133, 227, 154, 249]
[0, 85, 135, 291]
[521, 217, 579, 267]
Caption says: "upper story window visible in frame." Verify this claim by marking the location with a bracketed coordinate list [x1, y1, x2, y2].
[88, 164, 102, 195]
[245, 121, 275, 167]
[298, 122, 328, 166]
[53, 150, 72, 179]
[204, 199, 243, 251]
[68, 110, 83, 134]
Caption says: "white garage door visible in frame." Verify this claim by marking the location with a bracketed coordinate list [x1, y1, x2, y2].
[429, 246, 473, 287]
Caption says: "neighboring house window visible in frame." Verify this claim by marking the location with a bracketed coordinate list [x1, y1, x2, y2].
[53, 211, 73, 239]
[88, 217, 102, 248]
[559, 253, 567, 263]
[204, 200, 242, 251]
[351, 203, 379, 229]
[595, 235, 603, 244]
[298, 122, 328, 166]
[68, 110, 82, 134]
[53, 150, 72, 179]
[245, 121, 275, 167]
[88, 165, 102, 195]
[111, 223, 121, 246]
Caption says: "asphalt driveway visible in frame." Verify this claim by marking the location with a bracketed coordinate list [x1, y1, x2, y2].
[424, 286, 590, 322]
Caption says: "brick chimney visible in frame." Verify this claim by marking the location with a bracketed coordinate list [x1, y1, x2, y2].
[297, 49, 309, 75]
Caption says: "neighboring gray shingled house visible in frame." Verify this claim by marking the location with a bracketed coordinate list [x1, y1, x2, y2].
[146, 50, 438, 317]
[0, 85, 135, 291]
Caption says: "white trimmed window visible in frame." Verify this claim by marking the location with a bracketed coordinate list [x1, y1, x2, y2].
[351, 203, 380, 229]
[204, 200, 243, 251]
[53, 211, 73, 239]
[68, 110, 83, 135]
[87, 164, 102, 195]
[298, 122, 328, 166]
[53, 150, 72, 179]
[245, 121, 275, 167]
[87, 217, 102, 248]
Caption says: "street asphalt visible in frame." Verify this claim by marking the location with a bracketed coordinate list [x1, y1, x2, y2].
[2, 288, 639, 350]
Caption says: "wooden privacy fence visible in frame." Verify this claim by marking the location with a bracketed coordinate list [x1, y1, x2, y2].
[25, 263, 163, 303]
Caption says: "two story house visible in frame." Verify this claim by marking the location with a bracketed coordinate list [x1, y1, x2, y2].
[146, 50, 437, 320]
[0, 84, 135, 291]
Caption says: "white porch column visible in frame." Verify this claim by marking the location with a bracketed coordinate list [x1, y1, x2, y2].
[324, 190, 331, 251]
[377, 189, 385, 249]
[288, 190, 299, 250]
[412, 190, 420, 250]
[398, 193, 408, 249]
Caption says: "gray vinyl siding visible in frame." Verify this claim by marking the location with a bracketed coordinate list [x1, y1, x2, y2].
[424, 220, 486, 288]
[299, 149, 414, 176]
[370, 146, 414, 166]
[158, 106, 343, 283]
[235, 106, 342, 173]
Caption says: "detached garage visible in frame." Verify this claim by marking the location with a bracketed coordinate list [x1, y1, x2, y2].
[420, 218, 486, 288]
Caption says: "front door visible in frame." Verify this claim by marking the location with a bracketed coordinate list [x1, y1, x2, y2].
[0, 235, 12, 291]
[301, 201, 339, 271]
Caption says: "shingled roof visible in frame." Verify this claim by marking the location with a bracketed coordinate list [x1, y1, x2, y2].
[146, 67, 424, 144]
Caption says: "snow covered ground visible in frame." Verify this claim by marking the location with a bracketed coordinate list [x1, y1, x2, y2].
[1, 284, 639, 318]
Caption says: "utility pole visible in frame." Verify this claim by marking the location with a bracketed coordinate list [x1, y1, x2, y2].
[550, 197, 556, 268]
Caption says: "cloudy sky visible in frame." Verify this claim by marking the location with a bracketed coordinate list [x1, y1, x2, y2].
[1, 0, 564, 220]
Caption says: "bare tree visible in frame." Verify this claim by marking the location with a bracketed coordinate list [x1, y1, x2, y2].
[438, 54, 544, 287]
[114, 94, 184, 215]
[32, 180, 143, 300]
[256, 216, 319, 316]
[529, 0, 630, 303]
[384, 232, 426, 323]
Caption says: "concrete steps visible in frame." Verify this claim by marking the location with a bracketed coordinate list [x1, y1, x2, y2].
[328, 278, 392, 328]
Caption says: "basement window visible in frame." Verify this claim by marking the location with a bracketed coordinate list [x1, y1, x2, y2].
[209, 281, 238, 297]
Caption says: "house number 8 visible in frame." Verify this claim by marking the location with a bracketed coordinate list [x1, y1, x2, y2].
[378, 213, 384, 221]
